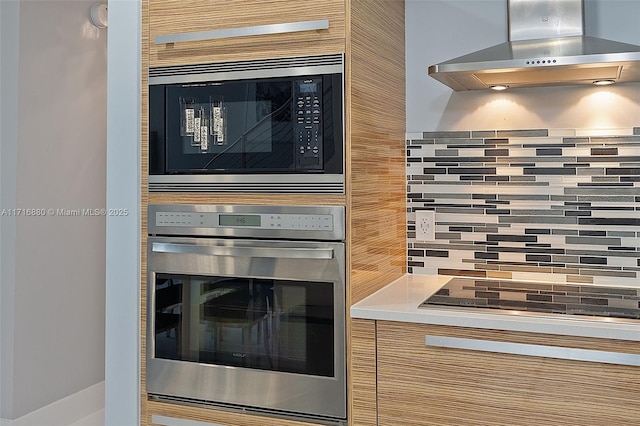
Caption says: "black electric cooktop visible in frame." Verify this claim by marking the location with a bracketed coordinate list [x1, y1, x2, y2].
[419, 278, 640, 320]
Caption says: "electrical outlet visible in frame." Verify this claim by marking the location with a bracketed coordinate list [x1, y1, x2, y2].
[415, 210, 435, 241]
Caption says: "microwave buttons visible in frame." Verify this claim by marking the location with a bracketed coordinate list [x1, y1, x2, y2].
[293, 77, 324, 170]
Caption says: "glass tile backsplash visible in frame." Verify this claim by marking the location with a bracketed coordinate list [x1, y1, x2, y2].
[407, 127, 640, 287]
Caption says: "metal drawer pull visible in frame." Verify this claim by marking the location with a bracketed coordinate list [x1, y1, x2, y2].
[425, 335, 640, 367]
[155, 19, 329, 45]
[151, 242, 333, 259]
[152, 415, 224, 426]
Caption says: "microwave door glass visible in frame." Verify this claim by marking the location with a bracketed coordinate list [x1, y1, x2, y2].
[165, 79, 297, 173]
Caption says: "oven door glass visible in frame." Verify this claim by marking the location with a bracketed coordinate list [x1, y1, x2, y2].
[153, 274, 334, 377]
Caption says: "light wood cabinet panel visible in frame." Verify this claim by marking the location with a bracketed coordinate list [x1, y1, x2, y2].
[148, 193, 346, 207]
[376, 321, 640, 426]
[349, 319, 378, 426]
[346, 0, 406, 307]
[141, 2, 150, 423]
[141, 1, 406, 424]
[149, 0, 345, 67]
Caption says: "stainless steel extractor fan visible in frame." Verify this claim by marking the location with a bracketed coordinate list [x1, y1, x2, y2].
[428, 0, 640, 90]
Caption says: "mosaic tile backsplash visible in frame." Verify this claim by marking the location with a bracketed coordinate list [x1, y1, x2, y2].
[407, 127, 640, 287]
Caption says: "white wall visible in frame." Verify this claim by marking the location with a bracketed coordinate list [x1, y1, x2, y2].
[0, 0, 20, 418]
[1, 0, 107, 420]
[406, 0, 640, 132]
[104, 1, 141, 425]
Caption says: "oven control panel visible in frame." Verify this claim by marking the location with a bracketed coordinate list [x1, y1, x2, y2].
[149, 204, 345, 241]
[155, 211, 333, 231]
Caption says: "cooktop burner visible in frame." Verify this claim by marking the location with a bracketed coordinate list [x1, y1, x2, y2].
[419, 278, 640, 319]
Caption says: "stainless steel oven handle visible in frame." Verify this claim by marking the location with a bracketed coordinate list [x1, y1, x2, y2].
[151, 242, 334, 259]
[155, 20, 329, 45]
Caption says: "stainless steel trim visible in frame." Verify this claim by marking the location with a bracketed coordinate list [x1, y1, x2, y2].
[148, 182, 345, 194]
[508, 0, 584, 41]
[149, 53, 343, 85]
[148, 174, 345, 194]
[151, 242, 334, 259]
[155, 19, 329, 45]
[148, 204, 345, 241]
[425, 335, 640, 366]
[149, 65, 343, 85]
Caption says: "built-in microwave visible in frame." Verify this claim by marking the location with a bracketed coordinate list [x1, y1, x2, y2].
[148, 54, 344, 193]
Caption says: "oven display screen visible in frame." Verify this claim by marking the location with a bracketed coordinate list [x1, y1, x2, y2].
[219, 214, 261, 227]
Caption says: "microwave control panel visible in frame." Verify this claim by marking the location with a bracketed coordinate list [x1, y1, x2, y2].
[294, 78, 323, 170]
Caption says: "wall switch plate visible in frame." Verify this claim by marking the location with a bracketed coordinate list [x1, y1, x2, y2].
[415, 210, 435, 241]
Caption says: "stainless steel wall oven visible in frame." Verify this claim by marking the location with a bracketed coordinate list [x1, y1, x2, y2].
[148, 54, 344, 194]
[146, 204, 346, 423]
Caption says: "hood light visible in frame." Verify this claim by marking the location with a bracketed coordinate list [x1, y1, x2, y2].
[593, 79, 615, 86]
[490, 85, 509, 91]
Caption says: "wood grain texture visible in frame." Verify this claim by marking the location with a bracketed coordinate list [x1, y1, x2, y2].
[142, 2, 407, 425]
[346, 0, 406, 307]
[147, 400, 324, 426]
[376, 321, 640, 426]
[346, 2, 405, 425]
[141, 1, 150, 424]
[349, 319, 378, 426]
[149, 0, 345, 67]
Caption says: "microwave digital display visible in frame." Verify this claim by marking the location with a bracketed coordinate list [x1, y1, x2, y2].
[298, 82, 318, 93]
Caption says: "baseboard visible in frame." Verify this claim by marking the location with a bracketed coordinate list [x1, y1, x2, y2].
[1, 381, 104, 426]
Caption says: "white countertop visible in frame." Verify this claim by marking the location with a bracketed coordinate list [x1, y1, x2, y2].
[350, 274, 640, 342]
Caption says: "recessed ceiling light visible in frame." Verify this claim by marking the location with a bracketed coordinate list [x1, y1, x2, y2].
[490, 85, 509, 91]
[593, 80, 615, 86]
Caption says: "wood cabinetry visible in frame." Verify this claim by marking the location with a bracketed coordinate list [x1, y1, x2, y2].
[140, 0, 406, 425]
[148, 0, 346, 66]
[146, 400, 323, 426]
[375, 320, 640, 426]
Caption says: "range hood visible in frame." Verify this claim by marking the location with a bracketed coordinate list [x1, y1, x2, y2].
[428, 0, 640, 90]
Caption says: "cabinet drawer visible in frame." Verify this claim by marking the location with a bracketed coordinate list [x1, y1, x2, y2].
[376, 321, 640, 426]
[147, 400, 322, 426]
[148, 0, 345, 67]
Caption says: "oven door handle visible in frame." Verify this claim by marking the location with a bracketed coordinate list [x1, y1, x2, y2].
[151, 242, 334, 259]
